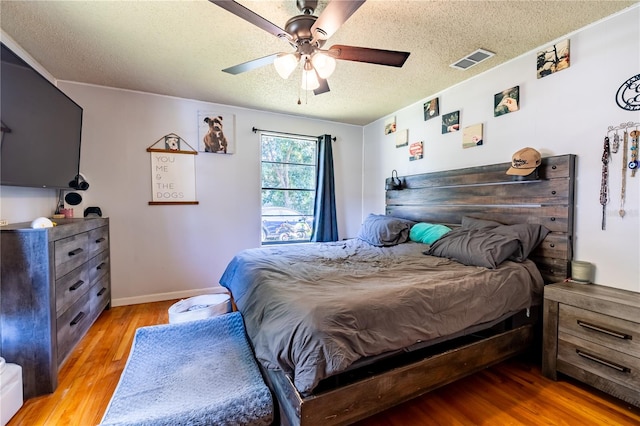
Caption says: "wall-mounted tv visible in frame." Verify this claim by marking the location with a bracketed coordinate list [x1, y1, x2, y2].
[1, 42, 83, 189]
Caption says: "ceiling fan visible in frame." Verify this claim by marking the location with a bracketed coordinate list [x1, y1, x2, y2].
[209, 0, 411, 95]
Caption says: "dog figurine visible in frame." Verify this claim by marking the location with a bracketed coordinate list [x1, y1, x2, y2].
[203, 116, 228, 153]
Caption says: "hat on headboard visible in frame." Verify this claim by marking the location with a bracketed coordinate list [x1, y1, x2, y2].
[506, 147, 541, 176]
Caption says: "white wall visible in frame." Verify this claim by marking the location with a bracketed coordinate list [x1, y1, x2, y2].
[363, 7, 640, 292]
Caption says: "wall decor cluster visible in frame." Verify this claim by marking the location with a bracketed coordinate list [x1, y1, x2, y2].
[198, 112, 236, 154]
[537, 38, 570, 79]
[147, 133, 198, 205]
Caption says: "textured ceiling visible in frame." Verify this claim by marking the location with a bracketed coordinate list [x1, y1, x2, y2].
[1, 0, 637, 126]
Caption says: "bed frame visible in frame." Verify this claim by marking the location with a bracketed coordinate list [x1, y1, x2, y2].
[261, 154, 576, 426]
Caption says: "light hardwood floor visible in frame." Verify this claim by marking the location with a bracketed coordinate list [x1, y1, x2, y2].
[7, 300, 640, 426]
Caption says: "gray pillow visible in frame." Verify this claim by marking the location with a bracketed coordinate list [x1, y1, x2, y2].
[357, 214, 416, 247]
[461, 217, 550, 262]
[490, 223, 550, 261]
[424, 228, 520, 269]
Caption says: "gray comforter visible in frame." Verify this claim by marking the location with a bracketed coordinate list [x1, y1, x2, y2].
[219, 239, 543, 394]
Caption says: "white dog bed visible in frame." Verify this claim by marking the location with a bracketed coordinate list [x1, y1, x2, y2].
[168, 294, 231, 324]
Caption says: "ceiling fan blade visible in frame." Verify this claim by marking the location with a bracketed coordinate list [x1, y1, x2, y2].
[311, 0, 366, 41]
[314, 77, 330, 95]
[209, 0, 288, 39]
[329, 44, 410, 67]
[222, 53, 279, 75]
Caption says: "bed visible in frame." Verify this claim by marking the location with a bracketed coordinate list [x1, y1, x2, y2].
[220, 154, 576, 426]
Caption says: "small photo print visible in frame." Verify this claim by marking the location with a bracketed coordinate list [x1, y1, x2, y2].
[384, 116, 397, 135]
[423, 97, 439, 121]
[409, 141, 423, 161]
[494, 86, 520, 117]
[537, 38, 570, 79]
[396, 129, 408, 148]
[164, 134, 181, 151]
[198, 112, 235, 154]
[463, 123, 484, 149]
[442, 111, 460, 134]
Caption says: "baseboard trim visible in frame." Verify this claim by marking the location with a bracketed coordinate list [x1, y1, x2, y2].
[111, 286, 229, 307]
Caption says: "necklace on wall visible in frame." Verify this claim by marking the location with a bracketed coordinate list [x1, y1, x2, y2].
[629, 129, 638, 177]
[600, 136, 610, 230]
[619, 131, 628, 217]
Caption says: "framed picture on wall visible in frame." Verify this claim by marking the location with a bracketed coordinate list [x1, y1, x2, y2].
[494, 86, 520, 117]
[198, 112, 236, 154]
[384, 116, 397, 135]
[442, 111, 460, 134]
[537, 39, 570, 79]
[462, 123, 484, 149]
[423, 97, 439, 121]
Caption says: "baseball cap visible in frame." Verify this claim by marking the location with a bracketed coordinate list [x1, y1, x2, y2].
[506, 147, 541, 176]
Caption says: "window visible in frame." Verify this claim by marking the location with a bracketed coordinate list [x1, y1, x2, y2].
[261, 134, 316, 244]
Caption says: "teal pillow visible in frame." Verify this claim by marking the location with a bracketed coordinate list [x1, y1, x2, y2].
[409, 223, 452, 245]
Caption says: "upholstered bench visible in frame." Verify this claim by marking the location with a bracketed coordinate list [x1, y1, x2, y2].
[100, 312, 273, 426]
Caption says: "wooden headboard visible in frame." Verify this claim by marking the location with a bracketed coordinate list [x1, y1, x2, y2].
[385, 154, 576, 283]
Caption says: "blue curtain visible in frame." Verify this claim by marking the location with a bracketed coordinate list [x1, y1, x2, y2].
[311, 134, 338, 242]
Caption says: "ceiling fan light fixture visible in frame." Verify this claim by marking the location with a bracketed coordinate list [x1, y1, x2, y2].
[301, 58, 320, 90]
[311, 52, 336, 79]
[274, 53, 299, 79]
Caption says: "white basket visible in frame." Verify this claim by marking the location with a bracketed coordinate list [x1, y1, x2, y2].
[168, 294, 231, 324]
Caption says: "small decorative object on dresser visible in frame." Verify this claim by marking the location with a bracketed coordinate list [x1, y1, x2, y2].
[542, 282, 640, 408]
[0, 218, 111, 399]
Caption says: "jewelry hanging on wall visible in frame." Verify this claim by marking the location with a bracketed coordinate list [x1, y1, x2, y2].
[611, 132, 620, 153]
[600, 136, 610, 230]
[629, 129, 638, 177]
[619, 130, 628, 217]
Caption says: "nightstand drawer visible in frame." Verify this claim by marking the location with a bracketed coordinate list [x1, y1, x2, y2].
[558, 333, 640, 396]
[559, 304, 639, 358]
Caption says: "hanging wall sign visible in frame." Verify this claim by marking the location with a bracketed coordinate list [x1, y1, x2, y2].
[616, 73, 640, 111]
[147, 133, 198, 205]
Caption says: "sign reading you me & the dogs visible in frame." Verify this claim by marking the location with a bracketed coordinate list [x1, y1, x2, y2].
[147, 133, 198, 205]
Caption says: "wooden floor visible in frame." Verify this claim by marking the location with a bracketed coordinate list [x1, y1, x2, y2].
[7, 300, 640, 426]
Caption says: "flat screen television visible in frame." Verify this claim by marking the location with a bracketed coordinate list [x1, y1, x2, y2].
[1, 42, 83, 189]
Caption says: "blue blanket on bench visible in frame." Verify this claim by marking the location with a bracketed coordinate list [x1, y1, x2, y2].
[100, 312, 273, 426]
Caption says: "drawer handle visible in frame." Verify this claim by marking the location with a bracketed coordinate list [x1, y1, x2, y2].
[68, 248, 83, 257]
[95, 237, 106, 243]
[576, 349, 630, 373]
[577, 320, 632, 340]
[96, 262, 106, 270]
[97, 287, 107, 296]
[70, 311, 86, 326]
[69, 280, 85, 291]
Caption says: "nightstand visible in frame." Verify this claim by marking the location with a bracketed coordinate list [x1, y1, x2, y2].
[542, 281, 640, 407]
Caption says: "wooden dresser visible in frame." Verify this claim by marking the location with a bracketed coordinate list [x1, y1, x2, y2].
[0, 218, 111, 399]
[542, 281, 640, 407]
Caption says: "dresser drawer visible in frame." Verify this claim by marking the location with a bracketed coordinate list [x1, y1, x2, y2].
[89, 251, 109, 284]
[56, 292, 92, 365]
[558, 333, 640, 399]
[90, 274, 110, 315]
[88, 226, 109, 257]
[55, 264, 91, 314]
[54, 232, 89, 278]
[559, 304, 639, 358]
